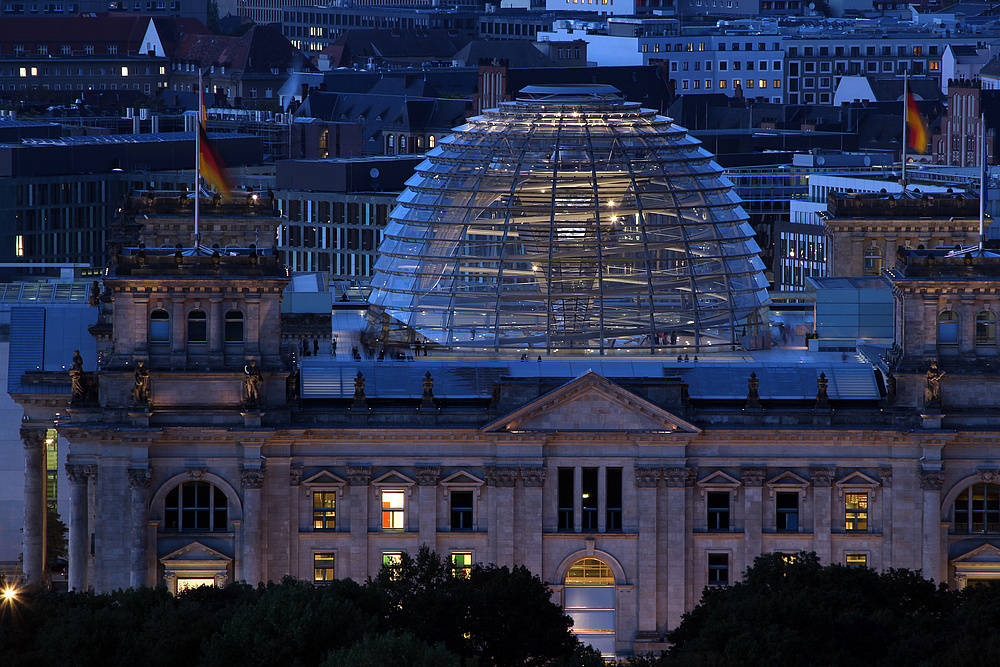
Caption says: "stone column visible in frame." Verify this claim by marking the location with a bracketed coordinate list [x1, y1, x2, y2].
[127, 467, 152, 588]
[919, 469, 945, 583]
[520, 467, 546, 575]
[347, 467, 371, 581]
[960, 300, 975, 357]
[741, 467, 765, 569]
[810, 468, 834, 564]
[634, 467, 660, 636]
[486, 467, 517, 568]
[21, 427, 47, 587]
[240, 467, 265, 585]
[663, 468, 688, 632]
[66, 463, 91, 591]
[415, 467, 440, 548]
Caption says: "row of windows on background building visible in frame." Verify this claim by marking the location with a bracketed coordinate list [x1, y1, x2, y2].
[149, 308, 244, 344]
[938, 309, 999, 346]
[161, 480, 1000, 537]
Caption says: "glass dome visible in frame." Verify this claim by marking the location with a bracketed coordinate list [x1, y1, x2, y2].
[365, 85, 770, 354]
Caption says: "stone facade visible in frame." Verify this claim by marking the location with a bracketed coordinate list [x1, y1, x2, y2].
[14, 196, 1000, 659]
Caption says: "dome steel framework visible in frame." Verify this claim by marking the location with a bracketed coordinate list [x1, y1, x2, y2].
[365, 85, 770, 354]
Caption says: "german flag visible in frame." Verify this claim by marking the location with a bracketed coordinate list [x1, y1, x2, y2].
[906, 92, 929, 155]
[198, 122, 234, 197]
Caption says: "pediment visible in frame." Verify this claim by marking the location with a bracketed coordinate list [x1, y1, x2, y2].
[441, 470, 485, 487]
[767, 472, 811, 488]
[697, 471, 741, 488]
[160, 541, 232, 564]
[835, 471, 881, 488]
[302, 470, 347, 486]
[953, 543, 1000, 563]
[483, 372, 700, 434]
[372, 470, 416, 487]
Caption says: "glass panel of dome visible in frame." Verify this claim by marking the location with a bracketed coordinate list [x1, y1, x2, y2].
[365, 85, 770, 354]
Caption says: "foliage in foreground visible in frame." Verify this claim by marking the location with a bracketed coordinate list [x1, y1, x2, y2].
[0, 547, 601, 667]
[659, 551, 1000, 667]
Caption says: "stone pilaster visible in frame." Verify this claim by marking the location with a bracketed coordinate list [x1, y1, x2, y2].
[240, 467, 265, 585]
[415, 467, 440, 547]
[742, 467, 765, 569]
[486, 467, 517, 567]
[127, 467, 152, 588]
[21, 427, 47, 587]
[66, 463, 91, 591]
[810, 468, 834, 564]
[879, 467, 893, 567]
[663, 467, 687, 632]
[520, 467, 545, 575]
[347, 466, 371, 581]
[919, 469, 945, 583]
[634, 467, 659, 635]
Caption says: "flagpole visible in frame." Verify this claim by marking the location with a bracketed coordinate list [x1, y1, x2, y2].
[982, 112, 988, 251]
[901, 72, 908, 188]
[195, 68, 202, 251]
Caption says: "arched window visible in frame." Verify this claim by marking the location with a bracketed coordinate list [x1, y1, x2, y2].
[977, 311, 996, 345]
[399, 135, 407, 153]
[150, 309, 170, 343]
[224, 310, 244, 343]
[564, 558, 615, 657]
[164, 481, 229, 532]
[415, 135, 423, 149]
[387, 134, 394, 151]
[938, 310, 959, 345]
[863, 246, 882, 275]
[187, 309, 207, 343]
[954, 483, 1000, 534]
[428, 135, 435, 149]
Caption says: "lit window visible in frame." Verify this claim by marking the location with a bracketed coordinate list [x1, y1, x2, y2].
[720, 80, 727, 89]
[845, 492, 868, 532]
[846, 553, 867, 568]
[428, 135, 435, 149]
[776, 491, 798, 531]
[450, 490, 473, 531]
[707, 491, 730, 531]
[381, 490, 405, 530]
[746, 79, 755, 89]
[164, 481, 228, 532]
[313, 491, 336, 530]
[121, 66, 128, 76]
[314, 552, 335, 582]
[150, 309, 170, 343]
[187, 309, 207, 343]
[451, 552, 473, 578]
[929, 61, 940, 71]
[708, 553, 729, 585]
[954, 483, 1000, 533]
[977, 311, 997, 345]
[759, 79, 767, 88]
[773, 79, 781, 89]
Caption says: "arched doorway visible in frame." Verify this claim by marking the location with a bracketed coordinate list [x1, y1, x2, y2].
[564, 557, 616, 656]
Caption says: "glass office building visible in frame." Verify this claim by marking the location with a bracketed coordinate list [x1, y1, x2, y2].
[365, 85, 770, 354]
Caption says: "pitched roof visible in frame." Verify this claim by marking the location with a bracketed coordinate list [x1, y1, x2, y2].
[175, 24, 315, 73]
[451, 40, 557, 68]
[332, 29, 473, 67]
[0, 14, 210, 54]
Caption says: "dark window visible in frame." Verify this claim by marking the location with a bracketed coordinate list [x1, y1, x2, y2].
[954, 483, 1000, 533]
[707, 491, 730, 531]
[582, 467, 598, 531]
[164, 481, 228, 532]
[187, 309, 207, 343]
[224, 309, 244, 343]
[708, 553, 729, 585]
[776, 492, 798, 531]
[606, 468, 623, 532]
[313, 491, 336, 530]
[150, 308, 169, 343]
[450, 490, 473, 531]
[558, 468, 574, 531]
